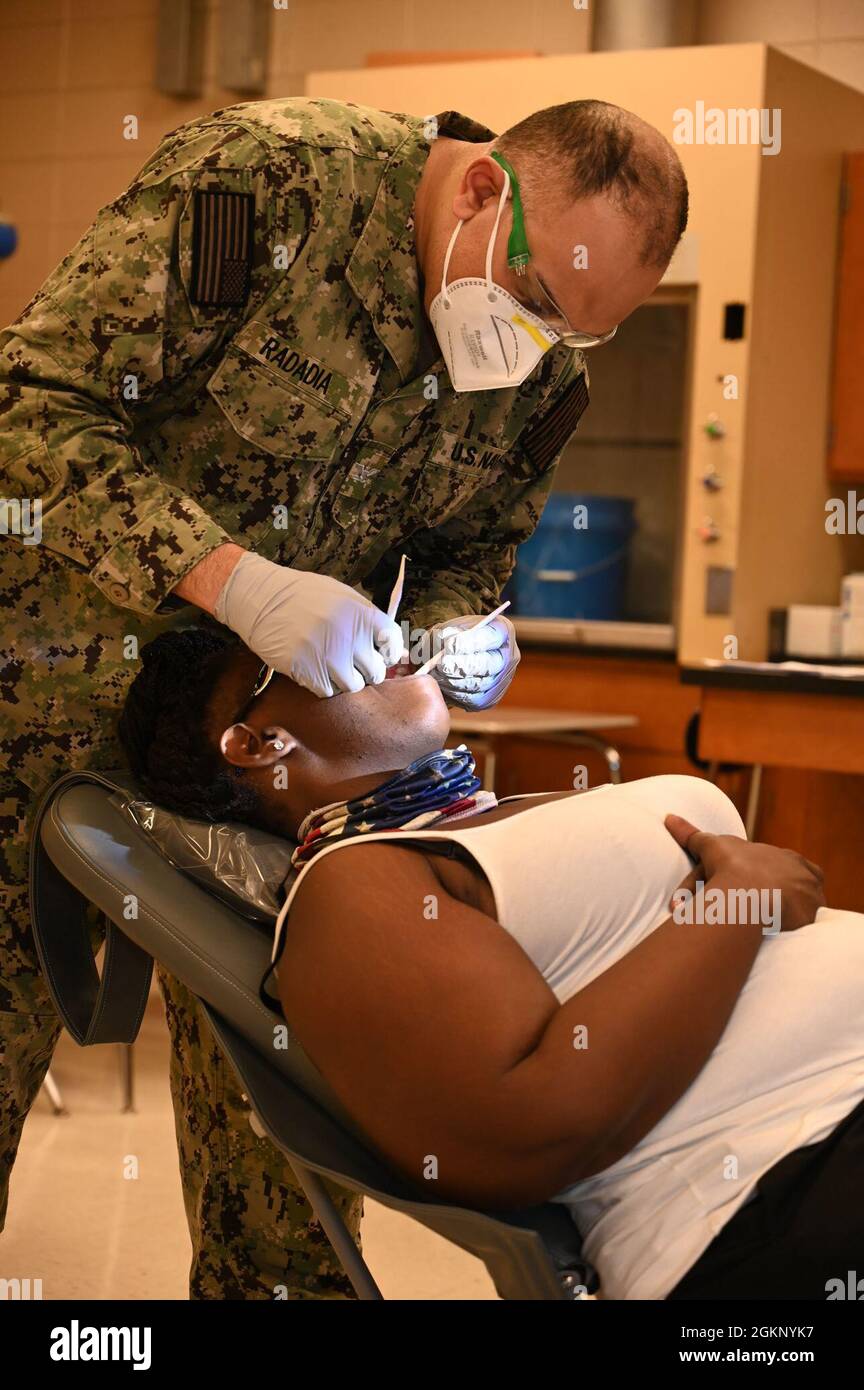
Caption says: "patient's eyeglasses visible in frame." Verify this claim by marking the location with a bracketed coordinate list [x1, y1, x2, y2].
[489, 151, 619, 352]
[234, 662, 275, 724]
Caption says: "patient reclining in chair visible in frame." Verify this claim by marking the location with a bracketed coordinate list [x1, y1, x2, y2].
[118, 626, 864, 1301]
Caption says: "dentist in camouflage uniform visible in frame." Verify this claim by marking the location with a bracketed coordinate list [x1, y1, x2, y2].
[0, 95, 686, 1297]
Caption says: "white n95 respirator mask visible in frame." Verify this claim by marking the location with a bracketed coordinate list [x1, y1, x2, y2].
[429, 162, 559, 393]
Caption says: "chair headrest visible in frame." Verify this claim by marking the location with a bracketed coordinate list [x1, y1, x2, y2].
[115, 787, 297, 923]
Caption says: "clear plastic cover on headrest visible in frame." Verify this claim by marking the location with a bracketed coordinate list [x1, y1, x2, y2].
[111, 790, 297, 923]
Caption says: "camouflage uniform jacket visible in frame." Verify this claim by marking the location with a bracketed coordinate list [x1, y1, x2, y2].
[0, 97, 589, 794]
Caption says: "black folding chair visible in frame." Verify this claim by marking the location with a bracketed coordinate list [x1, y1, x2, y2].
[30, 771, 597, 1301]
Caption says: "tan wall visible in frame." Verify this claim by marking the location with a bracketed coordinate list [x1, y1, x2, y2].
[0, 0, 246, 327]
[266, 0, 591, 74]
[698, 0, 864, 91]
[3, 0, 864, 329]
[0, 0, 591, 328]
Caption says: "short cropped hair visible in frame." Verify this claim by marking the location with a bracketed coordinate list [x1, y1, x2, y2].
[496, 100, 688, 268]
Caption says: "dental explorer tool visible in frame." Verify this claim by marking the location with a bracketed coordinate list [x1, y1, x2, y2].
[412, 600, 511, 677]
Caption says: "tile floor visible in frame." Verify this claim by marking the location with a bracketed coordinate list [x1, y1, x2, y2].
[1, 989, 495, 1300]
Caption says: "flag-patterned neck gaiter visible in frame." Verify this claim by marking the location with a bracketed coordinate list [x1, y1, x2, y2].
[291, 743, 495, 868]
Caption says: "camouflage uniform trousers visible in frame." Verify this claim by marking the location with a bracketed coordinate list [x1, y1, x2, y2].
[0, 769, 363, 1299]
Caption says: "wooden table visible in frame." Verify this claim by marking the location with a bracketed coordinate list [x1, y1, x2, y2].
[681, 664, 864, 835]
[448, 707, 639, 792]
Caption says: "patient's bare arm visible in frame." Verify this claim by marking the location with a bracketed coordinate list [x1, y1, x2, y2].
[277, 828, 824, 1209]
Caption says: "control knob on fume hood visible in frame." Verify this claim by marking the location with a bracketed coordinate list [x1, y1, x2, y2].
[698, 518, 721, 543]
[703, 414, 726, 440]
[702, 467, 723, 492]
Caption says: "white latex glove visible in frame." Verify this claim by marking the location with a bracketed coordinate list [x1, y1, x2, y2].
[214, 552, 404, 697]
[428, 614, 521, 711]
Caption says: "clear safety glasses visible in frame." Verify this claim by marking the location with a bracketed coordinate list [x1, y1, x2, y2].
[489, 150, 619, 352]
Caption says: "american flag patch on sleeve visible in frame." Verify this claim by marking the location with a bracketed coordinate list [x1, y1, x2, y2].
[522, 371, 590, 472]
[190, 189, 255, 308]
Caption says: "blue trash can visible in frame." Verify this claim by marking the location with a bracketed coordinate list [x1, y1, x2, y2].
[505, 493, 636, 621]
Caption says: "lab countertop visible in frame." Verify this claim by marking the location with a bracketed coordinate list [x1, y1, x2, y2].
[680, 660, 864, 698]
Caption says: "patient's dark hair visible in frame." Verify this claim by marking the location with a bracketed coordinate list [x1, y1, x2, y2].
[118, 626, 265, 826]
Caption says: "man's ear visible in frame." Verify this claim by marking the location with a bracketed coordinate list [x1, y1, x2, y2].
[219, 722, 297, 767]
[452, 155, 506, 221]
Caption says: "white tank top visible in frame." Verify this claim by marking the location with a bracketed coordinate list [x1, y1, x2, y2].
[276, 773, 864, 1299]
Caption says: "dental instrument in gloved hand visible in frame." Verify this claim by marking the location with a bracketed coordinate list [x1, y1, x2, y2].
[387, 553, 407, 622]
[381, 553, 416, 679]
[418, 603, 520, 710]
[214, 551, 404, 698]
[415, 602, 518, 710]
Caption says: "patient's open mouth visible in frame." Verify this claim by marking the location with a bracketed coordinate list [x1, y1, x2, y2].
[384, 662, 414, 680]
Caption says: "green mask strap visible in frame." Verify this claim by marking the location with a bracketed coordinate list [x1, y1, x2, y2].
[490, 150, 531, 275]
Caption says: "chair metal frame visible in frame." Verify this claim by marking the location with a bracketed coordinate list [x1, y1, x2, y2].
[29, 770, 597, 1302]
